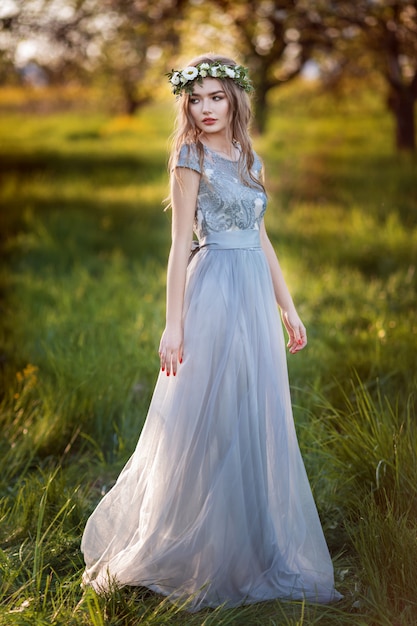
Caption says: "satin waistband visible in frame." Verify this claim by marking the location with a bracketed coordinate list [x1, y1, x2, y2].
[199, 230, 261, 250]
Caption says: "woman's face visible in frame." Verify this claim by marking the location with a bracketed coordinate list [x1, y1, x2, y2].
[188, 78, 230, 137]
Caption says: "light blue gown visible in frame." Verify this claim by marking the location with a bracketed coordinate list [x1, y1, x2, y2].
[81, 143, 341, 610]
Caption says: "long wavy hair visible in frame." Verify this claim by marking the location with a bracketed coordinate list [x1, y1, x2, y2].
[168, 53, 265, 197]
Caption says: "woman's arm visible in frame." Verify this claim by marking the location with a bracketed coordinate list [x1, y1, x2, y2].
[260, 220, 307, 354]
[159, 167, 200, 375]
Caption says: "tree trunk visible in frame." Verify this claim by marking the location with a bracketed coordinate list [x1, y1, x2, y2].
[121, 82, 150, 116]
[254, 85, 269, 134]
[387, 88, 416, 151]
[125, 96, 139, 116]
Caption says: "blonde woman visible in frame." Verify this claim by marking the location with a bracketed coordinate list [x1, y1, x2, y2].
[81, 54, 341, 610]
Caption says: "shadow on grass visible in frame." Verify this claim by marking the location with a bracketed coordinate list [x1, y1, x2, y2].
[267, 144, 417, 228]
[0, 147, 171, 271]
[0, 149, 166, 184]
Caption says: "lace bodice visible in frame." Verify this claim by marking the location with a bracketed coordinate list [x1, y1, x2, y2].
[176, 143, 267, 240]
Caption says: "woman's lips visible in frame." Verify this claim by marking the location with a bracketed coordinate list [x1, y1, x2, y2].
[202, 118, 217, 125]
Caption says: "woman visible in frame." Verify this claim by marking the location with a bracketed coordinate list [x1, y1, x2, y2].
[81, 53, 341, 610]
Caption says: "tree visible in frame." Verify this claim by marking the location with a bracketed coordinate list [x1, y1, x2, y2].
[101, 0, 188, 114]
[2, 0, 415, 149]
[0, 0, 187, 113]
[211, 0, 329, 132]
[211, 0, 416, 149]
[319, 0, 417, 151]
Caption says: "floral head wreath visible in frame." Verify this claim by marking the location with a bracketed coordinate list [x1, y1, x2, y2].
[167, 62, 253, 96]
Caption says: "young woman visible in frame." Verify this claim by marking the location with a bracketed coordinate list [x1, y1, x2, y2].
[81, 54, 341, 610]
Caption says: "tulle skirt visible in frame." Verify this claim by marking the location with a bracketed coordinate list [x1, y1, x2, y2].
[81, 229, 341, 610]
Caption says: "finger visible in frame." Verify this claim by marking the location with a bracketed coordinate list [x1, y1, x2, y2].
[171, 350, 179, 377]
[287, 337, 296, 351]
[293, 332, 307, 352]
[287, 328, 298, 348]
[165, 352, 172, 376]
[159, 349, 166, 372]
[299, 328, 307, 347]
[286, 329, 296, 348]
[287, 326, 306, 353]
[295, 325, 305, 343]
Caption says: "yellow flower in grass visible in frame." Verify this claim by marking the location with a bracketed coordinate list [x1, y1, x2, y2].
[16, 363, 38, 391]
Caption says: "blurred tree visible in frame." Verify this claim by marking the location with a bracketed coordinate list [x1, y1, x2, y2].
[0, 0, 187, 112]
[173, 1, 243, 68]
[101, 0, 188, 113]
[0, 0, 101, 85]
[1, 0, 415, 149]
[210, 0, 416, 148]
[211, 0, 329, 132]
[317, 0, 417, 151]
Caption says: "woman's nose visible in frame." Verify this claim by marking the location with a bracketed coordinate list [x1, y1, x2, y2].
[202, 100, 212, 114]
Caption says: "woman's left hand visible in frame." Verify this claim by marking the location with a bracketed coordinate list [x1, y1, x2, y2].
[281, 309, 307, 354]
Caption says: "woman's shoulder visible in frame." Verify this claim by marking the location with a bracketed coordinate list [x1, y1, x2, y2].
[176, 142, 201, 174]
[251, 149, 263, 175]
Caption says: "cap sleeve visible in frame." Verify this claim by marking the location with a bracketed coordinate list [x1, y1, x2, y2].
[252, 151, 263, 178]
[176, 143, 201, 174]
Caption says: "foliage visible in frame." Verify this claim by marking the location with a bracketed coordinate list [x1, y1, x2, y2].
[209, 0, 328, 130]
[1, 1, 416, 147]
[0, 0, 188, 112]
[317, 0, 417, 150]
[0, 83, 416, 624]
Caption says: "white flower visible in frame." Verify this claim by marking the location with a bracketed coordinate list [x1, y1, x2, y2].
[167, 62, 253, 95]
[170, 72, 181, 86]
[181, 66, 199, 81]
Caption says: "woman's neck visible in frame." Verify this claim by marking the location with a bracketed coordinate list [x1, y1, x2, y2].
[200, 134, 237, 160]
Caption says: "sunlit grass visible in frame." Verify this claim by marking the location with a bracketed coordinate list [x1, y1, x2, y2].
[0, 82, 416, 624]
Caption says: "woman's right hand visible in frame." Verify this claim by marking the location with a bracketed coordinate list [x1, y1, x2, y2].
[158, 325, 184, 376]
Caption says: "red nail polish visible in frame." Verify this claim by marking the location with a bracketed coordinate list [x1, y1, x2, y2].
[173, 372, 176, 376]
[179, 358, 183, 364]
[161, 367, 165, 371]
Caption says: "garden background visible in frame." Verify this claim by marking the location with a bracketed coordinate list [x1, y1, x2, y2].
[1, 1, 417, 624]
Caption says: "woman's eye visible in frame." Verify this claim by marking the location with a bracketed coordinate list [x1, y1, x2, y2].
[213, 96, 223, 101]
[190, 98, 199, 104]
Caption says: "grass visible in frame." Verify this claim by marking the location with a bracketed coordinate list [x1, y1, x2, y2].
[0, 82, 416, 624]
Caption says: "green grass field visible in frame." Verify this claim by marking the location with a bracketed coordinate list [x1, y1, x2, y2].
[1, 82, 416, 625]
